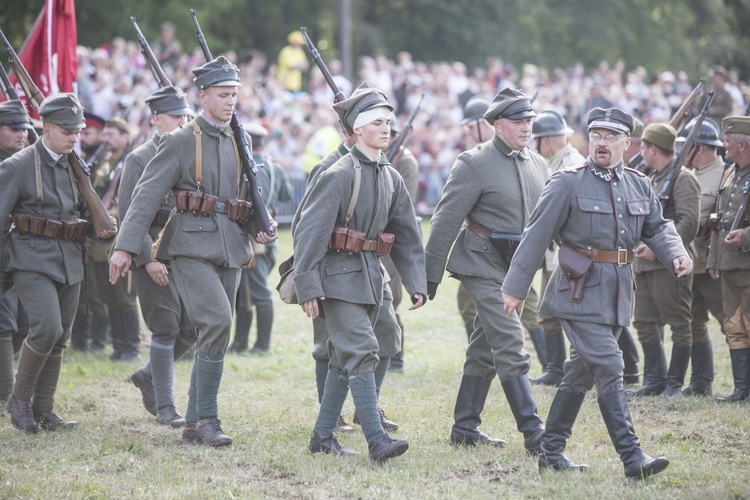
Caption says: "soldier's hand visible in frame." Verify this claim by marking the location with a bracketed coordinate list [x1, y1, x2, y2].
[708, 268, 721, 280]
[635, 243, 656, 262]
[673, 255, 693, 278]
[427, 281, 439, 300]
[409, 293, 425, 310]
[502, 292, 524, 317]
[725, 230, 743, 251]
[99, 217, 118, 240]
[146, 261, 169, 286]
[301, 297, 324, 319]
[109, 249, 132, 284]
[256, 220, 279, 244]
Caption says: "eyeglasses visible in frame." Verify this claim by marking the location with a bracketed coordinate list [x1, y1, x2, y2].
[589, 132, 625, 144]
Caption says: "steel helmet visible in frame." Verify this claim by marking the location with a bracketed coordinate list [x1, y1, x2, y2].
[675, 117, 723, 147]
[461, 95, 490, 125]
[532, 110, 573, 138]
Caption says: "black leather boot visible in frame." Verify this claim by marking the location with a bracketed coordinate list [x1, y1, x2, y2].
[531, 331, 565, 387]
[627, 342, 667, 397]
[538, 390, 589, 473]
[250, 303, 273, 354]
[717, 347, 750, 402]
[598, 390, 669, 479]
[664, 344, 692, 397]
[618, 327, 640, 385]
[501, 374, 545, 455]
[70, 313, 90, 351]
[683, 341, 713, 396]
[450, 375, 506, 447]
[309, 431, 358, 456]
[229, 309, 252, 353]
[89, 314, 110, 352]
[529, 326, 548, 369]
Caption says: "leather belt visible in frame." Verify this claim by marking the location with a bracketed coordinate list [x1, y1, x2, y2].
[464, 218, 491, 239]
[576, 247, 634, 266]
[361, 240, 378, 252]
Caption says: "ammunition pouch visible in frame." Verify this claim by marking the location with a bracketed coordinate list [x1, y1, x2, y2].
[328, 226, 395, 257]
[152, 204, 172, 226]
[174, 189, 218, 216]
[227, 198, 253, 223]
[558, 244, 593, 303]
[488, 232, 522, 267]
[12, 212, 88, 241]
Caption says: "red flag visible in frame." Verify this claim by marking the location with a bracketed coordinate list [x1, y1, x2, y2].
[10, 0, 78, 115]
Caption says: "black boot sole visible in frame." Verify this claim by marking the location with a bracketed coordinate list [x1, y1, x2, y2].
[371, 441, 409, 463]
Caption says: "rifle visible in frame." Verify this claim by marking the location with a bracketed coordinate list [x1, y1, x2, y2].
[0, 62, 38, 142]
[632, 78, 706, 172]
[0, 28, 115, 239]
[387, 93, 424, 164]
[300, 26, 345, 103]
[130, 17, 171, 88]
[657, 90, 715, 210]
[189, 10, 274, 237]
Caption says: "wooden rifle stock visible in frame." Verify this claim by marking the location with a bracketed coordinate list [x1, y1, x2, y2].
[0, 28, 114, 239]
[130, 17, 172, 88]
[387, 93, 424, 164]
[670, 78, 705, 135]
[657, 91, 715, 210]
[189, 10, 274, 237]
[300, 27, 345, 103]
[0, 62, 38, 142]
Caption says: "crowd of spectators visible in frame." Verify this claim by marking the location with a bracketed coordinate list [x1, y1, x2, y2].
[74, 27, 750, 218]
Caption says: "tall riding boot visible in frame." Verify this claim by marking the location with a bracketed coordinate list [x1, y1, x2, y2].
[538, 390, 589, 472]
[250, 303, 273, 354]
[618, 327, 640, 385]
[70, 313, 90, 351]
[598, 390, 669, 479]
[664, 344, 692, 397]
[229, 309, 252, 353]
[627, 342, 667, 397]
[108, 310, 125, 361]
[683, 341, 713, 396]
[717, 347, 750, 402]
[450, 375, 506, 447]
[32, 348, 70, 430]
[501, 374, 545, 454]
[0, 336, 15, 403]
[119, 308, 141, 362]
[89, 314, 110, 352]
[8, 340, 49, 432]
[532, 331, 565, 387]
[529, 326, 548, 370]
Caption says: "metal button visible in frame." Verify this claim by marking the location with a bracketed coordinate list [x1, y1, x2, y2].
[594, 205, 600, 210]
[483, 246, 488, 251]
[639, 208, 643, 213]
[620, 229, 625, 234]
[613, 182, 618, 187]
[198, 226, 203, 231]
[618, 214, 623, 219]
[616, 197, 622, 202]
[342, 267, 347, 271]
[729, 202, 733, 207]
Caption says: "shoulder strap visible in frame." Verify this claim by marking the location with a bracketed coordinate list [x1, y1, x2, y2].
[192, 120, 203, 189]
[345, 156, 363, 226]
[34, 148, 44, 212]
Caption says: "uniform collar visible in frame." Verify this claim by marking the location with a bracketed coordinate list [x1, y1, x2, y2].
[492, 135, 529, 160]
[36, 139, 68, 168]
[587, 158, 624, 182]
[351, 146, 390, 168]
[196, 112, 233, 137]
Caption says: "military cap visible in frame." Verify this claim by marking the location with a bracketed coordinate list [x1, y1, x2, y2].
[531, 110, 573, 138]
[586, 107, 635, 135]
[38, 93, 85, 130]
[84, 111, 106, 130]
[723, 115, 750, 136]
[0, 100, 33, 130]
[332, 82, 393, 135]
[104, 117, 131, 136]
[676, 117, 723, 147]
[145, 86, 192, 116]
[192, 56, 241, 90]
[461, 95, 490, 125]
[243, 121, 268, 139]
[642, 123, 676, 152]
[483, 87, 536, 124]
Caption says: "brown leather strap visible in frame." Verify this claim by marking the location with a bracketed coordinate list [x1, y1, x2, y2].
[361, 240, 378, 252]
[464, 218, 491, 239]
[575, 247, 634, 265]
[192, 120, 203, 188]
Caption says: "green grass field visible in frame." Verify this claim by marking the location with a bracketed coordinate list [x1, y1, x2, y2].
[1, 223, 748, 499]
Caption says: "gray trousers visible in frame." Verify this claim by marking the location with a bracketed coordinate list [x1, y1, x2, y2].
[133, 265, 196, 346]
[691, 272, 725, 342]
[558, 318, 624, 397]
[11, 271, 80, 352]
[459, 274, 531, 382]
[170, 257, 240, 357]
[633, 268, 694, 346]
[321, 298, 380, 376]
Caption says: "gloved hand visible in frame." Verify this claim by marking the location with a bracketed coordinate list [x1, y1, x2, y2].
[427, 281, 439, 300]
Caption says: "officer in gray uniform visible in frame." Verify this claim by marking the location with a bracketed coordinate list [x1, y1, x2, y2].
[1, 94, 116, 432]
[230, 122, 292, 355]
[708, 116, 750, 402]
[678, 117, 726, 396]
[110, 57, 277, 446]
[293, 84, 426, 462]
[120, 86, 197, 428]
[425, 88, 547, 452]
[502, 107, 692, 479]
[0, 100, 33, 407]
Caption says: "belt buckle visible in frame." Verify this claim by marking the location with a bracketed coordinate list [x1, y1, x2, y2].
[617, 248, 628, 266]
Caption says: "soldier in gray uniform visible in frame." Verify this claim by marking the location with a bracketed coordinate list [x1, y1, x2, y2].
[230, 122, 292, 355]
[630, 123, 700, 398]
[502, 107, 692, 479]
[425, 88, 547, 452]
[109, 57, 277, 446]
[1, 94, 117, 432]
[679, 118, 727, 396]
[708, 115, 750, 402]
[120, 86, 197, 428]
[293, 85, 426, 462]
[0, 100, 33, 408]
